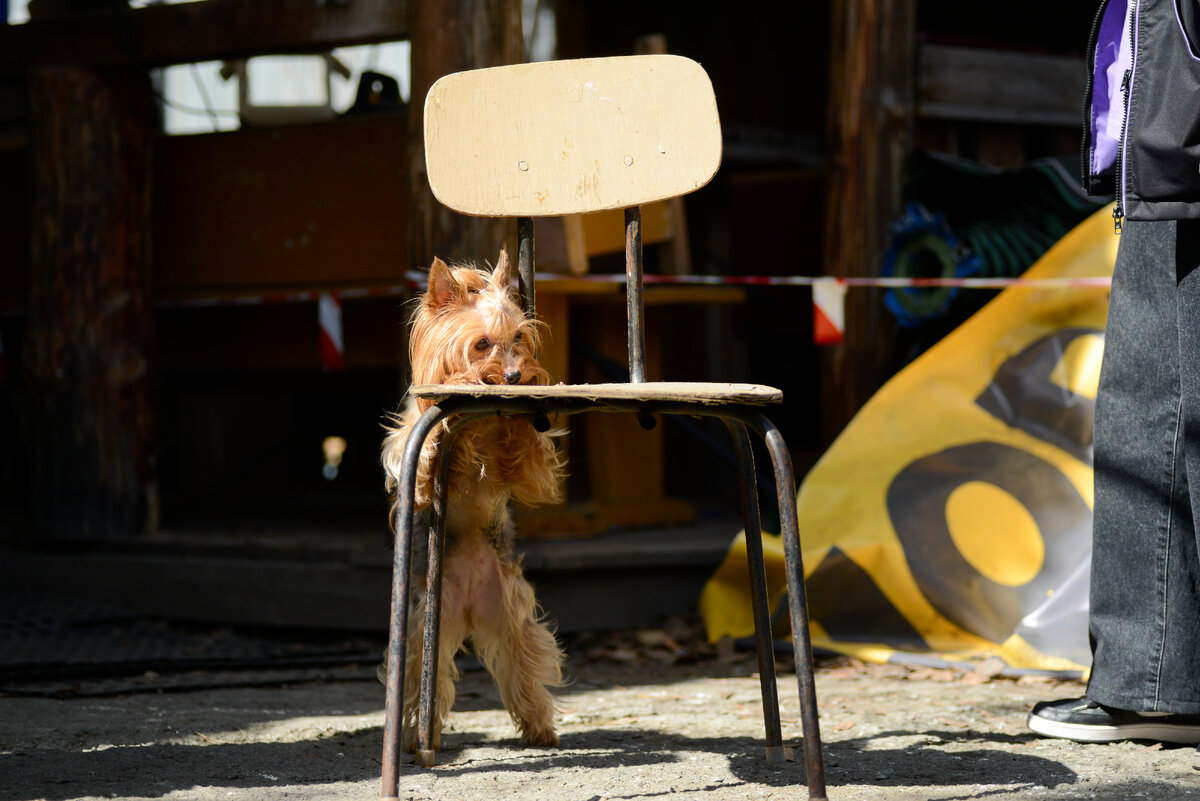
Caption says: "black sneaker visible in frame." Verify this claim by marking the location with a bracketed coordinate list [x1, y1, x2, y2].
[1028, 697, 1200, 743]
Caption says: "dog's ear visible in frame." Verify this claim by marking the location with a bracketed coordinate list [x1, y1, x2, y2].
[491, 245, 513, 291]
[426, 257, 464, 310]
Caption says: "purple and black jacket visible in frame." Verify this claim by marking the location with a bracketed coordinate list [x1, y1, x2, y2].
[1084, 0, 1200, 227]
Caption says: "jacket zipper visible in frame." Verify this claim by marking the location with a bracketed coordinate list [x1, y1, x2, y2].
[1113, 1, 1137, 233]
[1113, 68, 1130, 232]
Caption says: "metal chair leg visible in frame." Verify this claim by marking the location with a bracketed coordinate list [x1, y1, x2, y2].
[381, 405, 447, 801]
[383, 400, 825, 800]
[414, 414, 483, 768]
[753, 412, 827, 801]
[723, 419, 786, 763]
[414, 431, 454, 768]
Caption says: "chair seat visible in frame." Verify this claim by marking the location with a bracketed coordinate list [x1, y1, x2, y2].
[410, 381, 782, 406]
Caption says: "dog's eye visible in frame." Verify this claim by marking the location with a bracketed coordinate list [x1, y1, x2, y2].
[475, 337, 491, 352]
[513, 332, 522, 344]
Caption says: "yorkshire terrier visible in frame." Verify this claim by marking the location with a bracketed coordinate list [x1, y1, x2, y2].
[381, 246, 566, 752]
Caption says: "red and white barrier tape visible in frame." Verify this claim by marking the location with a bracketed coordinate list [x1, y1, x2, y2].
[144, 271, 1112, 359]
[150, 271, 1112, 309]
[812, 278, 847, 345]
[533, 272, 1115, 289]
[527, 272, 1111, 347]
[317, 292, 346, 372]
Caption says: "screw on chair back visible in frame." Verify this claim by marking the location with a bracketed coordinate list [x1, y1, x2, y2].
[381, 55, 827, 801]
[422, 54, 721, 382]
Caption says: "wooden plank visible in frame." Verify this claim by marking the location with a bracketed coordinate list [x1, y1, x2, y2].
[535, 291, 570, 385]
[409, 381, 783, 405]
[639, 287, 744, 306]
[424, 55, 722, 217]
[917, 43, 1085, 127]
[576, 304, 667, 506]
[548, 202, 674, 276]
[561, 198, 690, 275]
[519, 519, 734, 567]
[562, 214, 590, 275]
[0, 522, 736, 632]
[1, 0, 410, 71]
[0, 550, 393, 631]
[575, 201, 674, 258]
[153, 115, 410, 294]
[534, 278, 746, 306]
[515, 498, 698, 539]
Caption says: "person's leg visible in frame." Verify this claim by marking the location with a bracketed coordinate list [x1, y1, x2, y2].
[1088, 218, 1200, 713]
[1030, 218, 1200, 742]
[1166, 219, 1200, 704]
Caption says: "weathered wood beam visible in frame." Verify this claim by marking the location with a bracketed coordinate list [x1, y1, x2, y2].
[406, 0, 523, 269]
[917, 43, 1085, 127]
[1, 0, 410, 73]
[821, 0, 917, 446]
[26, 65, 158, 540]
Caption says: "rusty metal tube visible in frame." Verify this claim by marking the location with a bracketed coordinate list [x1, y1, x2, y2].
[624, 207, 646, 383]
[724, 420, 785, 758]
[381, 404, 446, 800]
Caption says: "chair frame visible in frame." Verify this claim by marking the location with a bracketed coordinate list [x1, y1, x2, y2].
[380, 57, 827, 801]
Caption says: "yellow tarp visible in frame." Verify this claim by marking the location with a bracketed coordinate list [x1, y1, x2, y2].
[700, 207, 1119, 675]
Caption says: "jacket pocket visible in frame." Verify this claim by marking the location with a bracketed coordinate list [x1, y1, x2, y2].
[1176, 0, 1200, 57]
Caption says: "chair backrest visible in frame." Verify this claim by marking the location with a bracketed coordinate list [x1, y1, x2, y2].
[422, 55, 722, 383]
[423, 55, 722, 218]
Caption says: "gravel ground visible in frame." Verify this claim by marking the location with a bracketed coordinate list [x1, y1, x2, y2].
[3, 621, 1200, 801]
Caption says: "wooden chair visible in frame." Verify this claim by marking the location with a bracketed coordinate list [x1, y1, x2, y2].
[380, 55, 827, 801]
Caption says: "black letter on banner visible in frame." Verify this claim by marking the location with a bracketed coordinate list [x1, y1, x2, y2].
[806, 546, 927, 649]
[975, 327, 1102, 465]
[885, 442, 1091, 644]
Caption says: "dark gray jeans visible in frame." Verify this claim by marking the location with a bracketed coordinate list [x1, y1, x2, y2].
[1088, 218, 1200, 714]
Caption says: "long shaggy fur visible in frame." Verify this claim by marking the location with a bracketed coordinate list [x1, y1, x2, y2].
[381, 246, 566, 751]
[381, 248, 563, 511]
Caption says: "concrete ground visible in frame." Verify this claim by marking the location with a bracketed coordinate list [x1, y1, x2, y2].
[4, 621, 1200, 801]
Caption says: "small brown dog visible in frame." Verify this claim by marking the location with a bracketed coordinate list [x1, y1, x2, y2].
[381, 246, 565, 752]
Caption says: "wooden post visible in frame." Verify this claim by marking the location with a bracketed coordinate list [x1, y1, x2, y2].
[406, 0, 523, 269]
[25, 65, 158, 540]
[821, 0, 916, 444]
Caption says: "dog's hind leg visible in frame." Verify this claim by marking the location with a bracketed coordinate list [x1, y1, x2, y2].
[403, 584, 470, 753]
[470, 555, 564, 747]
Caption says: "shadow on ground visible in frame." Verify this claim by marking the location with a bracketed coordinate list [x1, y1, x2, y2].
[427, 725, 1078, 792]
[0, 730, 381, 801]
[820, 729, 1075, 789]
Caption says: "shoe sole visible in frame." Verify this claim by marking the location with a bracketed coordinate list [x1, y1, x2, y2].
[1028, 712, 1200, 744]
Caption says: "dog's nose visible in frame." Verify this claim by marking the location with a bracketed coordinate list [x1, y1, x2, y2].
[504, 369, 522, 385]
